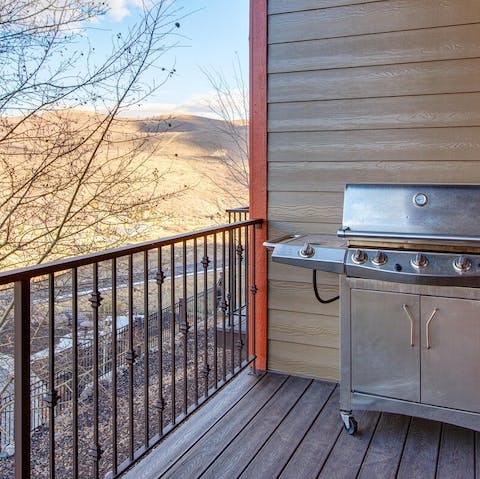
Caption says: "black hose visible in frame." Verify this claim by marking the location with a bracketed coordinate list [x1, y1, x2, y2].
[312, 270, 339, 304]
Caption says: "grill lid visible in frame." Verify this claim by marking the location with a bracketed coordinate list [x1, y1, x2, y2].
[338, 184, 480, 246]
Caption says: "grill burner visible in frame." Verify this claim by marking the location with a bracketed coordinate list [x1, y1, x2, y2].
[266, 184, 480, 435]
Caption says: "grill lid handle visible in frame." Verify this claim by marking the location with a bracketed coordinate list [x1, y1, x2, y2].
[337, 228, 480, 244]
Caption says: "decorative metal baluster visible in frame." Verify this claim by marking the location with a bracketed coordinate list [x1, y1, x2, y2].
[111, 259, 118, 475]
[181, 240, 189, 414]
[237, 232, 244, 366]
[14, 279, 31, 479]
[155, 248, 165, 435]
[221, 231, 227, 382]
[89, 263, 103, 479]
[72, 268, 79, 479]
[244, 226, 250, 366]
[170, 245, 176, 423]
[193, 239, 198, 404]
[46, 273, 58, 479]
[127, 255, 135, 461]
[228, 229, 235, 374]
[202, 237, 210, 397]
[212, 233, 218, 387]
[143, 251, 150, 447]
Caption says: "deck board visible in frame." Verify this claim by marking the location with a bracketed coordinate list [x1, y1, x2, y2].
[123, 372, 479, 479]
[161, 373, 288, 478]
[476, 432, 480, 478]
[239, 380, 335, 479]
[121, 371, 266, 479]
[279, 385, 342, 478]
[317, 409, 380, 479]
[201, 376, 312, 479]
[436, 424, 475, 479]
[357, 412, 411, 479]
[396, 417, 441, 479]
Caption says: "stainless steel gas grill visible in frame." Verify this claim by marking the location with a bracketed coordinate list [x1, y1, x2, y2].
[266, 184, 480, 434]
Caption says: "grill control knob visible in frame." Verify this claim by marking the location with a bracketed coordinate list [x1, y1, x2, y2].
[410, 253, 428, 269]
[351, 249, 367, 264]
[299, 242, 315, 258]
[453, 255, 471, 272]
[372, 251, 388, 266]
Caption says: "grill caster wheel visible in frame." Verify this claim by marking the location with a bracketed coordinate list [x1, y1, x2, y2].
[344, 417, 358, 435]
[340, 411, 358, 435]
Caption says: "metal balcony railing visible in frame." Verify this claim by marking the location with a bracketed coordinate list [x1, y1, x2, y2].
[0, 219, 262, 479]
[226, 206, 249, 223]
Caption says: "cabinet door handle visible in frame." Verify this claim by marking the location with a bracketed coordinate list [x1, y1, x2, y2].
[402, 304, 415, 347]
[425, 308, 439, 350]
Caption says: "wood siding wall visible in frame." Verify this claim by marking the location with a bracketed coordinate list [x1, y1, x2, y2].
[266, 0, 480, 380]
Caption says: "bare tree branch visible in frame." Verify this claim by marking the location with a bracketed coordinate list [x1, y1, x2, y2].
[0, 0, 189, 270]
[199, 54, 249, 203]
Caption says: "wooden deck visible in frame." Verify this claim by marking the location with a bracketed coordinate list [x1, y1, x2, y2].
[123, 371, 480, 479]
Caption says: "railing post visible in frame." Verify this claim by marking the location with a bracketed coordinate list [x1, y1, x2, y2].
[14, 279, 31, 479]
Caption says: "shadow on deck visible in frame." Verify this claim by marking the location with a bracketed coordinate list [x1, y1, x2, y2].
[123, 371, 480, 479]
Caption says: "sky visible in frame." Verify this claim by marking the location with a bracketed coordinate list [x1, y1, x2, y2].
[88, 0, 250, 118]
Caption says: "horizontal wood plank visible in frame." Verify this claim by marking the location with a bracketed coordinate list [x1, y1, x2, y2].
[269, 309, 339, 349]
[268, 220, 339, 238]
[268, 340, 340, 380]
[268, 24, 480, 73]
[268, 191, 342, 223]
[266, 0, 480, 380]
[269, 161, 480, 193]
[268, 93, 480, 132]
[268, 0, 376, 15]
[269, 260, 339, 285]
[269, 58, 480, 103]
[269, 279, 340, 316]
[268, 128, 480, 163]
[269, 0, 480, 44]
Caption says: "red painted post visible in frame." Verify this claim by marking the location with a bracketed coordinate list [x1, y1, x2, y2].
[249, 0, 268, 371]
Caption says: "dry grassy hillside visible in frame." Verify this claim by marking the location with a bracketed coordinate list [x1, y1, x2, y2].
[132, 114, 249, 235]
[0, 110, 248, 269]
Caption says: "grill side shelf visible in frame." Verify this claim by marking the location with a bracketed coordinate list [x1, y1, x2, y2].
[270, 244, 346, 274]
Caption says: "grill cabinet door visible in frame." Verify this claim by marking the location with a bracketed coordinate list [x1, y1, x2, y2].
[421, 296, 480, 413]
[351, 289, 420, 402]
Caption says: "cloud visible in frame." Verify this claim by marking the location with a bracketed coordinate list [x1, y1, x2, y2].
[76, 90, 248, 120]
[118, 101, 217, 119]
[107, 0, 144, 22]
[117, 91, 224, 119]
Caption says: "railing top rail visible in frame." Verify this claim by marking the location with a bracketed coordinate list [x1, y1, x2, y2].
[225, 206, 249, 213]
[0, 219, 262, 285]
